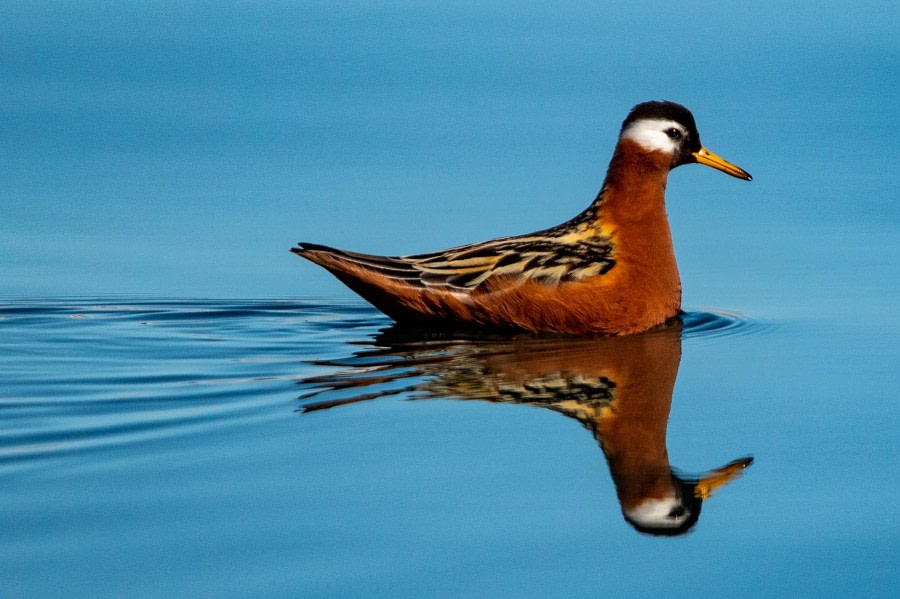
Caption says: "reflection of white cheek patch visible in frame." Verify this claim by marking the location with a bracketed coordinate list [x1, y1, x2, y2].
[621, 119, 681, 154]
[624, 497, 689, 529]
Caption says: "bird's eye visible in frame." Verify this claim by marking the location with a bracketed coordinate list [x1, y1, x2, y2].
[665, 128, 682, 140]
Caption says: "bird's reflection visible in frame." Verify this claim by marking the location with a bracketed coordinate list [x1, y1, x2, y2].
[297, 319, 752, 536]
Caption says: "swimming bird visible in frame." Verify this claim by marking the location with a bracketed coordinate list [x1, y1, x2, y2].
[292, 101, 751, 334]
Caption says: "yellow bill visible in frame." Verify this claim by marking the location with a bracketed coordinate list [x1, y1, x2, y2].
[693, 147, 752, 181]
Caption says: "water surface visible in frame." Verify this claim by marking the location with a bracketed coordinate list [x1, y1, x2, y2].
[2, 299, 897, 596]
[2, 2, 898, 596]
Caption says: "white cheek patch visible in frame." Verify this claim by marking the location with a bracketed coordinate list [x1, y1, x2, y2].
[620, 118, 683, 154]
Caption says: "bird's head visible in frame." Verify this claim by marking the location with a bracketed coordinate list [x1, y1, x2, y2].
[619, 100, 752, 181]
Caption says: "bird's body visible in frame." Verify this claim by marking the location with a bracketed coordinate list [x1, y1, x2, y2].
[293, 101, 751, 335]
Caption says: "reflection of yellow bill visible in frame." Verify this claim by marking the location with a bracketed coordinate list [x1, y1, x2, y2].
[693, 147, 752, 180]
[695, 456, 754, 499]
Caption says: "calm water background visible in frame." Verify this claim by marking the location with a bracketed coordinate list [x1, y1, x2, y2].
[1, 1, 899, 597]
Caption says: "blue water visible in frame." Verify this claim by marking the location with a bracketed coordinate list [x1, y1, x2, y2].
[3, 1, 900, 596]
[2, 2, 898, 297]
[1, 299, 897, 596]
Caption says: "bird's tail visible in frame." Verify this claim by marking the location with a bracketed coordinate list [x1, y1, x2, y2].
[290, 241, 338, 257]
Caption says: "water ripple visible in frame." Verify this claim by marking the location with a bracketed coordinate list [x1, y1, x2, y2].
[0, 298, 383, 474]
[681, 308, 771, 341]
[0, 298, 769, 474]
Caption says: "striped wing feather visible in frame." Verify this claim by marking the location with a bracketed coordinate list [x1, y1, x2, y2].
[297, 234, 614, 293]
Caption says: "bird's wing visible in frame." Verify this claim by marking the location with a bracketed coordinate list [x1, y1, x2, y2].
[406, 236, 615, 291]
[297, 234, 615, 293]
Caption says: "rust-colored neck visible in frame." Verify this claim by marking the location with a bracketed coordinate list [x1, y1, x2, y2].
[586, 139, 682, 322]
[597, 139, 673, 229]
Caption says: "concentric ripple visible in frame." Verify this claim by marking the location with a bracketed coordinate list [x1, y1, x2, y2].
[681, 309, 770, 341]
